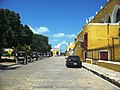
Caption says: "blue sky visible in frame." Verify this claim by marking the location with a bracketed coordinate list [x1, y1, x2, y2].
[0, 0, 106, 52]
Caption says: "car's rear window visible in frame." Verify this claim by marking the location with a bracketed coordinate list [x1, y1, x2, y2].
[2, 54, 9, 56]
[18, 53, 26, 56]
[68, 56, 80, 61]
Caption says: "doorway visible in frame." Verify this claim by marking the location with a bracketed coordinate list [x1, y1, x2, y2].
[99, 51, 108, 60]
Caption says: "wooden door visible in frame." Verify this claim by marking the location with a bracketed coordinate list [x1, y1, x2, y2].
[100, 52, 108, 60]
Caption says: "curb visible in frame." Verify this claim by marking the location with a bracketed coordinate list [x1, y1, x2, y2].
[82, 65, 120, 88]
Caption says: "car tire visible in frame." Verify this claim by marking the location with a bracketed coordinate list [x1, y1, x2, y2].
[36, 58, 38, 61]
[15, 59, 18, 64]
[24, 59, 26, 65]
[79, 64, 82, 68]
[31, 58, 34, 62]
[30, 58, 32, 63]
[26, 59, 28, 64]
[66, 64, 70, 68]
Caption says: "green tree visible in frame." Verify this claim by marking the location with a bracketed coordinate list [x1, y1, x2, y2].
[0, 8, 21, 49]
[0, 8, 51, 53]
[19, 25, 33, 46]
[31, 34, 51, 53]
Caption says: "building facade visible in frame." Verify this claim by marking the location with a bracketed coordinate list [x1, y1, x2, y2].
[66, 42, 75, 56]
[73, 0, 120, 71]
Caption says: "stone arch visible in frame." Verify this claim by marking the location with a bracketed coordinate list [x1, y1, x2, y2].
[112, 5, 120, 23]
[58, 41, 68, 54]
[52, 41, 68, 56]
[58, 41, 68, 48]
[105, 13, 111, 23]
[56, 51, 59, 55]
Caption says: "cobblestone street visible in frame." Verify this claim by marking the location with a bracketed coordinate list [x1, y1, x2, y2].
[0, 56, 119, 90]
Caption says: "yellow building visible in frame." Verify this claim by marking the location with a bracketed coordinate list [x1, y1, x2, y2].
[51, 41, 69, 57]
[66, 42, 75, 56]
[73, 0, 120, 71]
[51, 48, 60, 57]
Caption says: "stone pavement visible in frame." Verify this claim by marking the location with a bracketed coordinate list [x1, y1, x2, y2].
[0, 56, 119, 90]
[82, 62, 120, 88]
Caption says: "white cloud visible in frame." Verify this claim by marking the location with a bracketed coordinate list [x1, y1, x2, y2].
[36, 27, 49, 34]
[67, 34, 76, 38]
[53, 33, 65, 38]
[49, 39, 58, 42]
[28, 25, 49, 34]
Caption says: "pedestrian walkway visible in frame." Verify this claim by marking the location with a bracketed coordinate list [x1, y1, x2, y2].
[0, 62, 16, 70]
[82, 62, 120, 88]
[0, 62, 16, 66]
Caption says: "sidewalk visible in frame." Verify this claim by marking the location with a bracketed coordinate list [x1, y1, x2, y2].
[82, 62, 120, 88]
[0, 62, 16, 70]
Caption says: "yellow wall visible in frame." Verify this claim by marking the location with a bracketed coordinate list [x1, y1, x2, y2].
[73, 23, 120, 61]
[73, 23, 120, 60]
[85, 23, 119, 50]
[86, 23, 120, 61]
[114, 46, 120, 61]
[98, 61, 120, 72]
[73, 47, 84, 61]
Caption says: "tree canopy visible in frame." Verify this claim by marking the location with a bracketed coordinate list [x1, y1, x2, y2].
[0, 8, 51, 53]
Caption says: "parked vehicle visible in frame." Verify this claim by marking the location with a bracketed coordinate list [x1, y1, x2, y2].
[65, 55, 82, 68]
[43, 53, 47, 59]
[37, 52, 42, 60]
[1, 53, 16, 62]
[1, 51, 16, 62]
[16, 51, 28, 65]
[46, 52, 51, 57]
[27, 52, 34, 63]
[31, 52, 38, 61]
[40, 53, 44, 59]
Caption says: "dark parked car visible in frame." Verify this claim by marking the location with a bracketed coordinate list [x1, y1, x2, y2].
[37, 52, 42, 60]
[16, 51, 28, 65]
[65, 55, 82, 68]
[31, 52, 38, 61]
[27, 52, 34, 63]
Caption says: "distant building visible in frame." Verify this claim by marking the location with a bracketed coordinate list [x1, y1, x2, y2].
[51, 41, 69, 57]
[51, 48, 60, 57]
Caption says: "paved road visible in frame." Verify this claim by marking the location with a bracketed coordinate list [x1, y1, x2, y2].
[0, 56, 119, 90]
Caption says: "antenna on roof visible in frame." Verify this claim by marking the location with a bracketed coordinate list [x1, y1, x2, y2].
[86, 19, 89, 24]
[107, 0, 109, 2]
[100, 6, 103, 9]
[96, 11, 98, 15]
